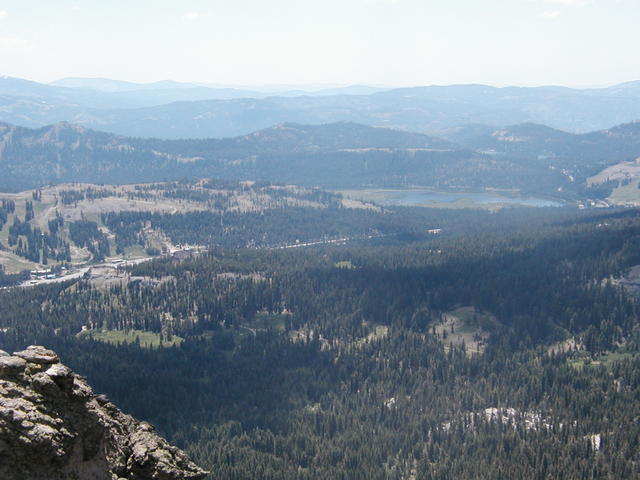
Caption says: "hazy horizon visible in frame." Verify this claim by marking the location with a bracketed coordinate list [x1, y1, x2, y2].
[1, 0, 639, 88]
[3, 74, 638, 92]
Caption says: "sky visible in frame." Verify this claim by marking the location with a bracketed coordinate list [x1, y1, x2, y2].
[0, 0, 638, 88]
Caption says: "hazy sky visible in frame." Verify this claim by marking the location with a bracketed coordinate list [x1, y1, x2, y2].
[0, 0, 638, 87]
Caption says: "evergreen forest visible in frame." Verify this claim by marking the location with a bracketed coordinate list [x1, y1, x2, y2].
[2, 201, 640, 478]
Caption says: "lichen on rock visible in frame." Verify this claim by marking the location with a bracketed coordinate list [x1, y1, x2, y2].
[0, 345, 208, 480]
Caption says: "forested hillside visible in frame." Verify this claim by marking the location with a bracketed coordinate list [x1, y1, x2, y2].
[0, 180, 387, 275]
[2, 206, 640, 478]
[3, 120, 640, 201]
[0, 121, 465, 192]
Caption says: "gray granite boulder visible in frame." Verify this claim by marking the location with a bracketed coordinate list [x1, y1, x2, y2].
[0, 346, 208, 480]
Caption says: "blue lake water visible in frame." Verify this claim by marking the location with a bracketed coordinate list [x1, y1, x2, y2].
[382, 191, 563, 207]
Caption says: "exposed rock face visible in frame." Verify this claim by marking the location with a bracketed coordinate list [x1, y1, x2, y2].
[0, 345, 208, 480]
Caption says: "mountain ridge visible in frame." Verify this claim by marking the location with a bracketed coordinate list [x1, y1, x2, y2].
[2, 119, 640, 199]
[0, 120, 461, 191]
[3, 76, 640, 138]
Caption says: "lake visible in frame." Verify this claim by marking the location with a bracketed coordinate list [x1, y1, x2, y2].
[342, 189, 563, 208]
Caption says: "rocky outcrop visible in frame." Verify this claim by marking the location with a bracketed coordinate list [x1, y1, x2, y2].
[0, 345, 208, 480]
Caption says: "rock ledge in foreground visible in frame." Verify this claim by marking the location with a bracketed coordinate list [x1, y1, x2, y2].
[0, 345, 208, 480]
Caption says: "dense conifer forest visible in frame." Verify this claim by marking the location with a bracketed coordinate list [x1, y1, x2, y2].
[3, 120, 640, 201]
[2, 203, 640, 478]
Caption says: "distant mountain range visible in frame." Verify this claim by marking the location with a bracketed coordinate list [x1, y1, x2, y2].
[0, 121, 455, 191]
[50, 77, 212, 92]
[2, 76, 640, 139]
[50, 77, 387, 96]
[441, 121, 640, 165]
[2, 119, 640, 201]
